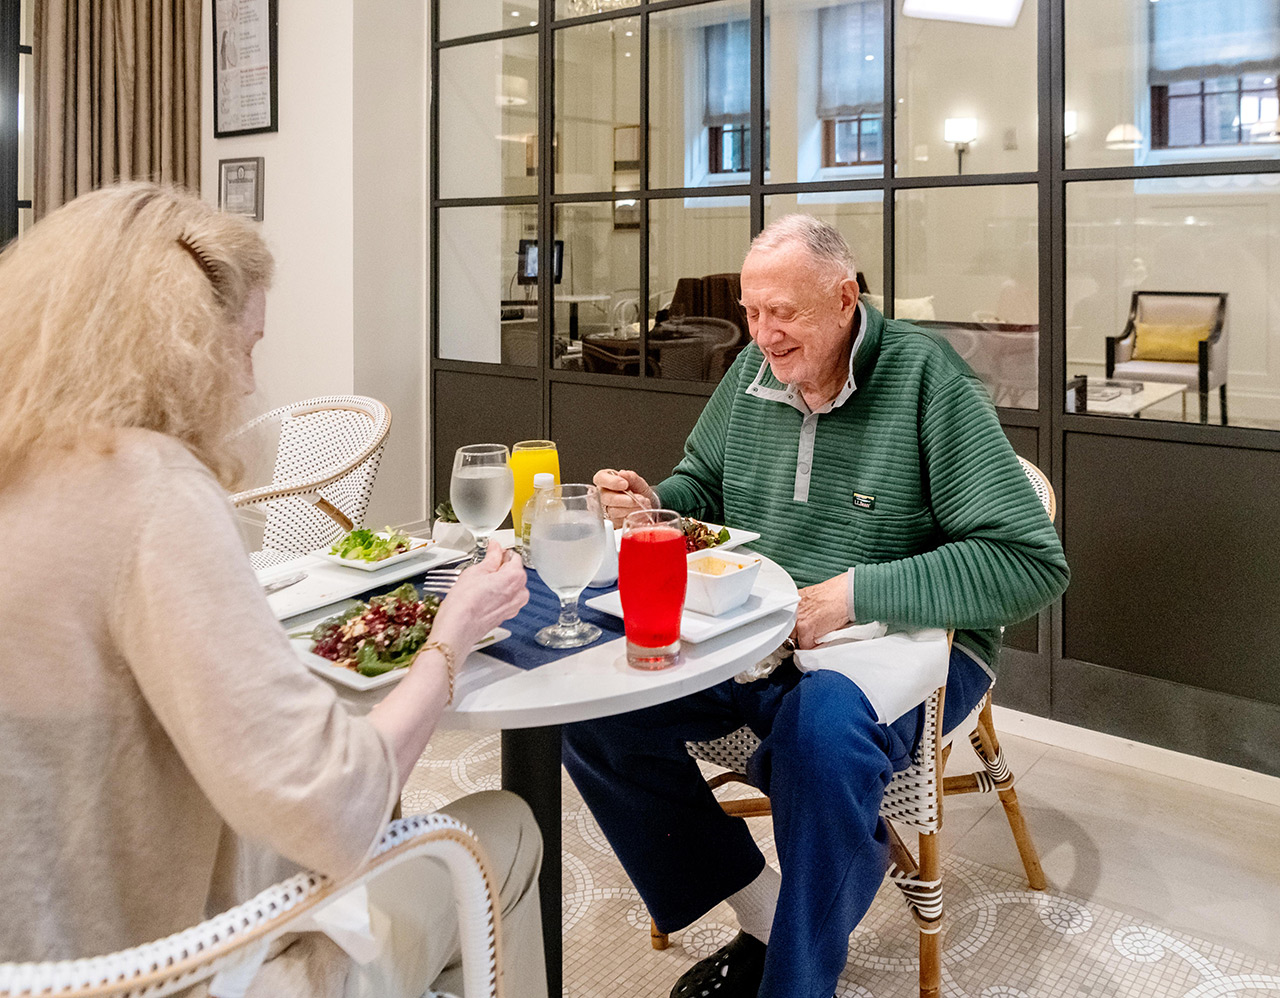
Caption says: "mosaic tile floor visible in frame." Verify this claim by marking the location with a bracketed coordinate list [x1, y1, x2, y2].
[404, 729, 1280, 998]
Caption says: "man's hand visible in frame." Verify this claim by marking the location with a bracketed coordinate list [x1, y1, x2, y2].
[791, 573, 851, 649]
[593, 468, 659, 527]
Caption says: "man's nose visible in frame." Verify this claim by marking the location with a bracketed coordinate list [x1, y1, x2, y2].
[753, 315, 782, 344]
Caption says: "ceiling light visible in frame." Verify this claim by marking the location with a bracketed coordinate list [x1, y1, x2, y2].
[1063, 109, 1078, 139]
[903, 0, 1025, 28]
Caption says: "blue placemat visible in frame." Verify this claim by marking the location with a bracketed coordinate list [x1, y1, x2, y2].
[482, 570, 625, 669]
[351, 566, 624, 671]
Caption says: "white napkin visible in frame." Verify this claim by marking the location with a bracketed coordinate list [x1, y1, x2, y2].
[793, 623, 950, 724]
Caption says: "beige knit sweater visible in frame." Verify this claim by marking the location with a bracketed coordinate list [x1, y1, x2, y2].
[0, 430, 398, 978]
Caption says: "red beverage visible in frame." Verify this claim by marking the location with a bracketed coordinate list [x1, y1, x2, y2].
[619, 522, 687, 668]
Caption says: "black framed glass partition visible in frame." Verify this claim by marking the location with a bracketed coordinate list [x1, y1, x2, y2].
[433, 0, 1280, 779]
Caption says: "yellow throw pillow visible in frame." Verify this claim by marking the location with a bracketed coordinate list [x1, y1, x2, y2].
[1132, 321, 1211, 363]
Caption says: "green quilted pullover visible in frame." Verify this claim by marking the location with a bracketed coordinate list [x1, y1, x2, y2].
[655, 305, 1069, 667]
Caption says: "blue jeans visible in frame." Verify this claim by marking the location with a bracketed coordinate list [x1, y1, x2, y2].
[562, 646, 990, 998]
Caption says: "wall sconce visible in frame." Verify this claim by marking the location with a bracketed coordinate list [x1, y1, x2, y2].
[944, 117, 978, 174]
[1104, 123, 1143, 150]
[1063, 110, 1078, 144]
[497, 74, 529, 106]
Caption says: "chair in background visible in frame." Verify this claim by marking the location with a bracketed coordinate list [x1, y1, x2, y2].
[1106, 291, 1228, 424]
[649, 457, 1055, 998]
[650, 316, 743, 381]
[230, 395, 392, 570]
[0, 814, 502, 998]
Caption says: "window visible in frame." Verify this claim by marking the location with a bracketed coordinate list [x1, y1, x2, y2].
[818, 1, 884, 168]
[704, 19, 768, 175]
[1149, 0, 1280, 149]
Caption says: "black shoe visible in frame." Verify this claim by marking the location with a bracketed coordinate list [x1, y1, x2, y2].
[670, 930, 767, 998]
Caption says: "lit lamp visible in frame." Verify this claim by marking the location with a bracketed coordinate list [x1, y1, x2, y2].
[1063, 110, 1078, 144]
[497, 74, 529, 106]
[1104, 123, 1143, 150]
[944, 117, 978, 174]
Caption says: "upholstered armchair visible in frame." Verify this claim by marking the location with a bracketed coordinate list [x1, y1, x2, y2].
[1106, 291, 1228, 424]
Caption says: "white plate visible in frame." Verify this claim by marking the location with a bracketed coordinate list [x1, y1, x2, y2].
[316, 534, 436, 572]
[292, 628, 511, 691]
[259, 546, 470, 622]
[612, 521, 761, 552]
[585, 584, 797, 644]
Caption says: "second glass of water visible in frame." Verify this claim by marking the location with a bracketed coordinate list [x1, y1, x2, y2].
[450, 444, 514, 564]
[529, 483, 606, 648]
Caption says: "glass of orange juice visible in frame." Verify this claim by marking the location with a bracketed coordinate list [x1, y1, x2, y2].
[511, 440, 560, 540]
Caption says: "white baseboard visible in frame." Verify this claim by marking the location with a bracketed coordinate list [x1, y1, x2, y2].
[992, 705, 1280, 808]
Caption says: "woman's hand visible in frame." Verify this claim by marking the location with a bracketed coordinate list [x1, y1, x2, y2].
[428, 541, 529, 654]
[593, 468, 659, 527]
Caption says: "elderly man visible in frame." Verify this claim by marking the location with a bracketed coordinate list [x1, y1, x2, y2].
[563, 215, 1068, 998]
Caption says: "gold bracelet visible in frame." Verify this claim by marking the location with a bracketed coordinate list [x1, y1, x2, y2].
[423, 640, 457, 705]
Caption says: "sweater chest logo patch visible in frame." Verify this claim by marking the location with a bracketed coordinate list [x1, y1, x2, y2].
[852, 492, 876, 510]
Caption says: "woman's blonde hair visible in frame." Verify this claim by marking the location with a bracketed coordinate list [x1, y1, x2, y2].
[0, 182, 274, 488]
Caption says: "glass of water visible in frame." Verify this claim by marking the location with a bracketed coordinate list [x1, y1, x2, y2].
[450, 444, 515, 564]
[529, 483, 606, 648]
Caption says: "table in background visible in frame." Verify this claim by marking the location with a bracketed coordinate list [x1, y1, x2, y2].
[1077, 378, 1185, 417]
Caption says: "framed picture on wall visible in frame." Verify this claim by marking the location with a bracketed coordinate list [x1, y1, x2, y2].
[212, 0, 279, 138]
[219, 157, 265, 221]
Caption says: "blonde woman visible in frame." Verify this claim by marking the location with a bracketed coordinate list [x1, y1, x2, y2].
[0, 184, 545, 998]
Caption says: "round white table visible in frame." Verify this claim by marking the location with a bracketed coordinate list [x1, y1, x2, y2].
[331, 552, 797, 995]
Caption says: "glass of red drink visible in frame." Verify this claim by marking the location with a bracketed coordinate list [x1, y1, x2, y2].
[619, 509, 687, 669]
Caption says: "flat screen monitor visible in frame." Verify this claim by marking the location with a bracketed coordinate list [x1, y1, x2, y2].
[516, 238, 563, 285]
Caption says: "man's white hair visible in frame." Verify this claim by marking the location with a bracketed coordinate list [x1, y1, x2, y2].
[747, 213, 858, 282]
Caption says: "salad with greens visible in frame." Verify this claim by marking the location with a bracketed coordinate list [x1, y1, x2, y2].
[684, 518, 732, 553]
[310, 583, 440, 676]
[328, 527, 414, 563]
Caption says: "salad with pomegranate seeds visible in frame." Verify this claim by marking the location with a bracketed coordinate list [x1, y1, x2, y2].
[309, 583, 440, 676]
[683, 518, 731, 553]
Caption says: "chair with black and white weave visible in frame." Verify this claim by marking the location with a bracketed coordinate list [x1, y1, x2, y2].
[649, 456, 1055, 998]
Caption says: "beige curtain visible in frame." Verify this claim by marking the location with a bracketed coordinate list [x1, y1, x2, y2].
[33, 0, 202, 219]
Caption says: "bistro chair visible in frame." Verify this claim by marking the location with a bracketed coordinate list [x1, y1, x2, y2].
[229, 395, 392, 570]
[649, 457, 1055, 998]
[0, 813, 503, 998]
[1106, 291, 1228, 424]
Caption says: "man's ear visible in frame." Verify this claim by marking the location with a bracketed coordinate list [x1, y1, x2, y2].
[838, 277, 860, 316]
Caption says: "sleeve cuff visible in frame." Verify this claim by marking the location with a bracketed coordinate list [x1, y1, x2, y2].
[845, 566, 856, 623]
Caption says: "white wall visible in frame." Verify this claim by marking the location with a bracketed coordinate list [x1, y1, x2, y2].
[202, 0, 430, 530]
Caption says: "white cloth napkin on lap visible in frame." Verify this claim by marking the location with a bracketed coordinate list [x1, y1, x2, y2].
[793, 624, 950, 725]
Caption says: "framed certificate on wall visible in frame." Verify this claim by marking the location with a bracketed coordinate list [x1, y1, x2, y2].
[219, 157, 265, 221]
[212, 0, 279, 138]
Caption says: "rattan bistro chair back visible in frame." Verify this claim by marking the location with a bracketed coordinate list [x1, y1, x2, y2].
[0, 813, 503, 998]
[229, 396, 392, 570]
[650, 457, 1054, 998]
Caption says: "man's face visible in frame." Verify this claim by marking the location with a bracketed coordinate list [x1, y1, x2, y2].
[739, 241, 859, 396]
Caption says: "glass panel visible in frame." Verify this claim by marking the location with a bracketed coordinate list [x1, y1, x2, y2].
[20, 0, 31, 47]
[1066, 0, 1280, 168]
[766, 0, 885, 184]
[438, 204, 539, 366]
[555, 201, 641, 375]
[647, 196, 751, 381]
[896, 185, 1039, 408]
[895, 0, 1037, 177]
[764, 191, 884, 306]
[555, 16, 640, 195]
[18, 53, 32, 203]
[439, 1, 539, 41]
[1066, 175, 1280, 429]
[650, 0, 753, 190]
[556, 0, 640, 19]
[18, 207, 33, 239]
[438, 36, 538, 199]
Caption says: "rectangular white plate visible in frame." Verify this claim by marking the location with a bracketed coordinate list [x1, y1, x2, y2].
[585, 584, 797, 643]
[292, 628, 510, 691]
[612, 522, 761, 552]
[315, 534, 436, 572]
[259, 546, 470, 622]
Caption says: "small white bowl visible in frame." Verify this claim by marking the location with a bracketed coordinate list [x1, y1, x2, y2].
[685, 549, 762, 617]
